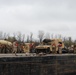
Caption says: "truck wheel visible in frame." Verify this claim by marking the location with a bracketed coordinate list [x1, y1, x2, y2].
[35, 49, 39, 54]
[46, 48, 50, 54]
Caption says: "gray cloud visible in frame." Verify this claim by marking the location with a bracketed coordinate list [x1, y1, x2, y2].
[0, 0, 76, 39]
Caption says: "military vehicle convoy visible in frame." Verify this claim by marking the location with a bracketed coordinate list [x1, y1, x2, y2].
[0, 39, 71, 54]
[35, 39, 64, 54]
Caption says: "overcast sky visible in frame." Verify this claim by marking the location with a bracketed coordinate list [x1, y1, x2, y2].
[0, 0, 76, 39]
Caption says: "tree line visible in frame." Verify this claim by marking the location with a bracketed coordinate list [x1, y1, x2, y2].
[0, 31, 76, 47]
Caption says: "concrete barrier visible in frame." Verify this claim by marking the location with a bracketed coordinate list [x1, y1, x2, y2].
[0, 54, 76, 75]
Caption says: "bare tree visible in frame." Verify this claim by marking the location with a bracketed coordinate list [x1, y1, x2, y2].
[55, 34, 57, 39]
[51, 34, 54, 39]
[16, 32, 22, 42]
[68, 37, 72, 46]
[0, 32, 6, 39]
[30, 32, 33, 43]
[7, 33, 10, 39]
[58, 34, 62, 39]
[0, 31, 3, 39]
[38, 30, 44, 42]
[22, 34, 25, 42]
[45, 32, 50, 39]
[13, 33, 16, 39]
[26, 35, 30, 43]
[3, 33, 7, 39]
[74, 40, 76, 44]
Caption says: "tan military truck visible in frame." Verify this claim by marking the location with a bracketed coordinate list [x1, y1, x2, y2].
[35, 39, 64, 54]
[0, 40, 12, 46]
[0, 40, 12, 53]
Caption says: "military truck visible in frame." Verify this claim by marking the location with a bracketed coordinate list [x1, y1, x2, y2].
[0, 40, 12, 53]
[35, 39, 64, 54]
[0, 40, 12, 46]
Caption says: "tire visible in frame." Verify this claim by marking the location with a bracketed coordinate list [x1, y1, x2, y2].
[35, 49, 39, 54]
[46, 48, 50, 54]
